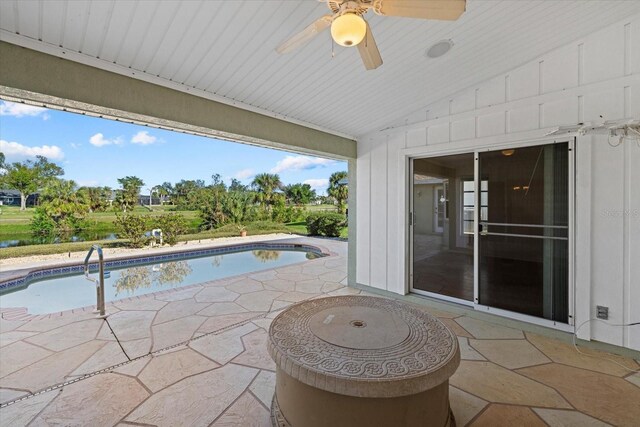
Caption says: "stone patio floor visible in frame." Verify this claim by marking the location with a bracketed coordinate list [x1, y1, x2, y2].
[1, 237, 639, 426]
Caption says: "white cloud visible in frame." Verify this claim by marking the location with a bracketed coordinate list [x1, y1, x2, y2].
[89, 133, 123, 147]
[131, 131, 157, 145]
[0, 101, 49, 119]
[0, 139, 65, 161]
[70, 143, 81, 149]
[303, 178, 329, 194]
[270, 155, 335, 174]
[233, 168, 255, 180]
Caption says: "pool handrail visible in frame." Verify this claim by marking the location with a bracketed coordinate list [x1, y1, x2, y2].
[84, 244, 107, 318]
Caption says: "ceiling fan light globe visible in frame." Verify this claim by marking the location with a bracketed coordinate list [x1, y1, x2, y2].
[331, 13, 367, 47]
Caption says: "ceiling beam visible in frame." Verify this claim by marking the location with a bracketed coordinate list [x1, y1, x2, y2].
[0, 41, 356, 159]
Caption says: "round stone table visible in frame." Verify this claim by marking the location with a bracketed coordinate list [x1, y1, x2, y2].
[268, 296, 460, 427]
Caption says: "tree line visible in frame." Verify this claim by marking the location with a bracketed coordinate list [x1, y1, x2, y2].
[0, 154, 348, 241]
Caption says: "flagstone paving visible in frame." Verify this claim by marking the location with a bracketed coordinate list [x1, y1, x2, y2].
[1, 237, 639, 426]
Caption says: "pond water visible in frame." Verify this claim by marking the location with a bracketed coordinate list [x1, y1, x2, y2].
[0, 228, 200, 247]
[0, 232, 119, 248]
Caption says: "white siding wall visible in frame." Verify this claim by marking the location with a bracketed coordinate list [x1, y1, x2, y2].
[356, 16, 640, 350]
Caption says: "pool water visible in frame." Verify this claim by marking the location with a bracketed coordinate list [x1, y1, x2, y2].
[0, 249, 319, 314]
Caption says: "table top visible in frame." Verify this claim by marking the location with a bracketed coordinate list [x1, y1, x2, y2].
[267, 296, 460, 398]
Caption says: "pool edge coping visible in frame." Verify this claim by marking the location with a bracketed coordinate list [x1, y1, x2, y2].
[0, 238, 339, 320]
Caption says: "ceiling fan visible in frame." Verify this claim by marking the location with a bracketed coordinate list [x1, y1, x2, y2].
[276, 0, 466, 70]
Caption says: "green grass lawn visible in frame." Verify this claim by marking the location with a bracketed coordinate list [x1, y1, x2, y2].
[284, 221, 307, 235]
[0, 221, 299, 258]
[0, 205, 199, 222]
[305, 204, 339, 212]
[0, 205, 348, 258]
[0, 205, 36, 221]
[0, 206, 201, 234]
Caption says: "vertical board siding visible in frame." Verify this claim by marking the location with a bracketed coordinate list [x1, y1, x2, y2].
[627, 140, 640, 349]
[542, 48, 579, 93]
[477, 111, 505, 138]
[583, 87, 625, 122]
[386, 134, 406, 294]
[451, 118, 476, 142]
[356, 16, 640, 350]
[356, 142, 371, 286]
[589, 137, 626, 346]
[574, 137, 592, 342]
[406, 128, 427, 148]
[369, 140, 388, 290]
[584, 24, 625, 85]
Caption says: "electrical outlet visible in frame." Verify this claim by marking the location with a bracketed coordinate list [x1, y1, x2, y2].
[596, 306, 609, 320]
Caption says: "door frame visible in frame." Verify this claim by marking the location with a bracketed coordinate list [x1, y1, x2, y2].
[434, 186, 445, 233]
[407, 137, 575, 331]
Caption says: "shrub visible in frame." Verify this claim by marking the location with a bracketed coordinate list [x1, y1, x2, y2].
[154, 213, 188, 246]
[30, 208, 56, 237]
[199, 198, 227, 230]
[114, 213, 149, 248]
[223, 191, 255, 223]
[305, 212, 346, 237]
[199, 191, 258, 230]
[272, 204, 304, 223]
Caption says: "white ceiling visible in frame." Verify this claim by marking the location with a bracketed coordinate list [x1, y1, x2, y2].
[1, 0, 639, 139]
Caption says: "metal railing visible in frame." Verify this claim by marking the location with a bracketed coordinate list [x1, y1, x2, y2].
[84, 245, 107, 318]
[479, 222, 569, 241]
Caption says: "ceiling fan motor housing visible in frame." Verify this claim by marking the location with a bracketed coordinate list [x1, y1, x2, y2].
[327, 1, 370, 16]
[331, 13, 367, 46]
[278, 0, 465, 70]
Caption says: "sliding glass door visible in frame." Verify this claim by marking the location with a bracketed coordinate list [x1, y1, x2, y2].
[477, 143, 569, 322]
[409, 141, 571, 325]
[411, 153, 475, 302]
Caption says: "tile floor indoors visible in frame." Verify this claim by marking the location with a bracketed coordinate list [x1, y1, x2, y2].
[0, 237, 639, 426]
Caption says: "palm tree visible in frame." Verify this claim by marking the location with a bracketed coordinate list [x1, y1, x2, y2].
[155, 186, 168, 205]
[328, 171, 348, 214]
[115, 176, 145, 212]
[251, 173, 282, 207]
[39, 179, 89, 231]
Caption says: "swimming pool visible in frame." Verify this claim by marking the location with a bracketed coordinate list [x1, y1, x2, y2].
[0, 243, 324, 315]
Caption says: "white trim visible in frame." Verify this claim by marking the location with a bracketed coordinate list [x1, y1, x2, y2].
[410, 288, 474, 307]
[0, 30, 356, 141]
[408, 159, 414, 295]
[473, 151, 480, 305]
[404, 133, 571, 158]
[475, 305, 574, 332]
[574, 135, 592, 341]
[434, 186, 445, 234]
[568, 138, 576, 326]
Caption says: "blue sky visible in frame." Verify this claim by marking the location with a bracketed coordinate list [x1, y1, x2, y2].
[0, 101, 346, 195]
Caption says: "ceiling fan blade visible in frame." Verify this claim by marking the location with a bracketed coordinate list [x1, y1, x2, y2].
[373, 0, 466, 21]
[357, 22, 383, 70]
[276, 14, 333, 54]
